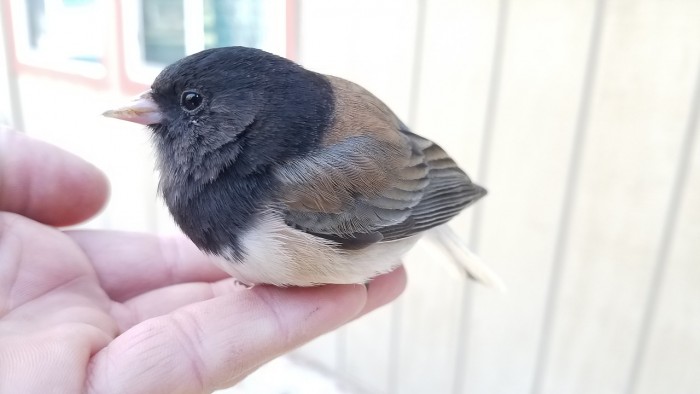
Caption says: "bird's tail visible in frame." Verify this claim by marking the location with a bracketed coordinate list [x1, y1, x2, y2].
[428, 225, 507, 292]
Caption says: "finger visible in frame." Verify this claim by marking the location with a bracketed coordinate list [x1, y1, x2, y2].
[111, 267, 407, 331]
[0, 324, 113, 393]
[359, 264, 407, 316]
[66, 230, 228, 301]
[110, 279, 240, 331]
[0, 212, 112, 317]
[0, 129, 109, 226]
[86, 283, 373, 393]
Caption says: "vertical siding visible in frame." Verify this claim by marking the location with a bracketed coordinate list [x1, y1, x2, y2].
[539, 0, 700, 392]
[463, 0, 598, 392]
[632, 59, 700, 394]
[294, 1, 700, 393]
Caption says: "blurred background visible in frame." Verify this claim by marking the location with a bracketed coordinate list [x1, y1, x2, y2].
[0, 1, 698, 393]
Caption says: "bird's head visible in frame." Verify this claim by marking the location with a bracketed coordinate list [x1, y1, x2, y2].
[104, 46, 334, 193]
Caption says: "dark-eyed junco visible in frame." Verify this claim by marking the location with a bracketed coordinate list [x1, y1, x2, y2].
[104, 46, 503, 289]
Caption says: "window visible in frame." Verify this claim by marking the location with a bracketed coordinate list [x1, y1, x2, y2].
[121, 0, 287, 85]
[10, 0, 108, 78]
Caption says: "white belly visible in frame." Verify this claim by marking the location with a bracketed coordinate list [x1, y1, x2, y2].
[213, 212, 418, 286]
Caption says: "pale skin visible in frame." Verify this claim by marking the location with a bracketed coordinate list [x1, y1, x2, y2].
[0, 129, 406, 393]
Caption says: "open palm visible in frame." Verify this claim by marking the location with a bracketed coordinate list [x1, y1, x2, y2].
[0, 130, 406, 393]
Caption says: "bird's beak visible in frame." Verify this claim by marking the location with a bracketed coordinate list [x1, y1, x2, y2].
[102, 91, 163, 125]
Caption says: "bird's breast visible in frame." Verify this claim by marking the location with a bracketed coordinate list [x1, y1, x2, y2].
[163, 166, 278, 258]
[212, 211, 417, 286]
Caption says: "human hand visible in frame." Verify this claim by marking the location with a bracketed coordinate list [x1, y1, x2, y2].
[0, 129, 406, 393]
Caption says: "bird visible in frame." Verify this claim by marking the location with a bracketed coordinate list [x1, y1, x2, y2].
[103, 46, 504, 289]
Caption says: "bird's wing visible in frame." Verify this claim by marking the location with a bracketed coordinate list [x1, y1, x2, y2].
[276, 125, 486, 249]
[276, 74, 485, 249]
[379, 129, 486, 241]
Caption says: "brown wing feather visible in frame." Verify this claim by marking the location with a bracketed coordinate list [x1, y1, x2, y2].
[379, 129, 487, 241]
[277, 76, 485, 248]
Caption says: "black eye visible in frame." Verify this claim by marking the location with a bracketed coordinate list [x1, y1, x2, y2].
[180, 91, 203, 111]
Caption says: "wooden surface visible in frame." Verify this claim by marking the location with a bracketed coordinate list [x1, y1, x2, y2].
[2, 0, 698, 393]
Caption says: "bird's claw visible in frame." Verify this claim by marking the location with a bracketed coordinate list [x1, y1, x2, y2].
[234, 279, 255, 289]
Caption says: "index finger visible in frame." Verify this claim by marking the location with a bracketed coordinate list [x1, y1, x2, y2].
[85, 267, 407, 394]
[0, 129, 109, 226]
[66, 230, 228, 301]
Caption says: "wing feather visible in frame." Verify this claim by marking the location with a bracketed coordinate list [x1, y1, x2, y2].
[276, 76, 485, 249]
[277, 128, 485, 248]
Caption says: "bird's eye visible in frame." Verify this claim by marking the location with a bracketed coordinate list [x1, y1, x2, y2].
[180, 91, 203, 111]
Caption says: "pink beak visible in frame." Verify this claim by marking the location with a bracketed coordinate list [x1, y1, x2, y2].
[102, 91, 163, 125]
